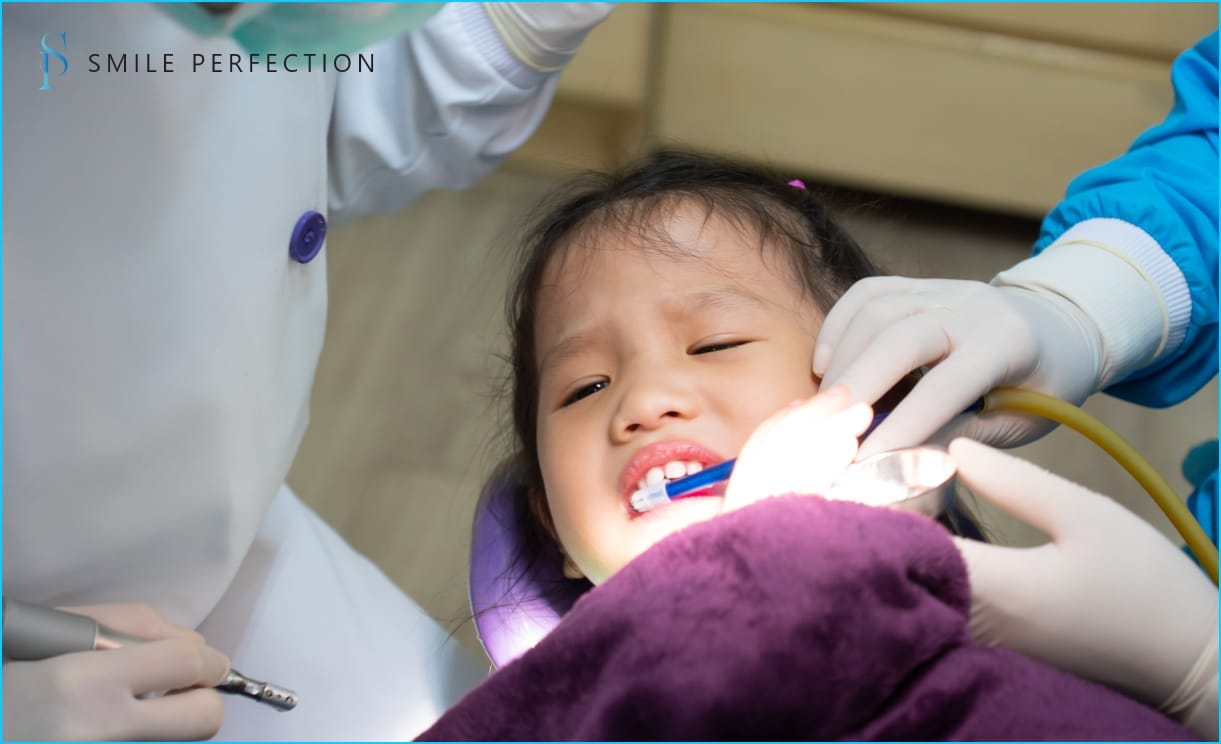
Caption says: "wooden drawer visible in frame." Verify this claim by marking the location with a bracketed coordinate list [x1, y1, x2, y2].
[653, 3, 1215, 216]
[862, 3, 1215, 59]
[515, 3, 1215, 216]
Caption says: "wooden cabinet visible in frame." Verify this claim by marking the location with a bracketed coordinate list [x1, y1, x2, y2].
[512, 3, 1216, 217]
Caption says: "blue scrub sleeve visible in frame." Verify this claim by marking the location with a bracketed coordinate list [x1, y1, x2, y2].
[1183, 440, 1219, 551]
[1187, 470, 1217, 555]
[1033, 31, 1219, 408]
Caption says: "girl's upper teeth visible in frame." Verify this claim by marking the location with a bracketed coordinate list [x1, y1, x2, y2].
[637, 460, 705, 491]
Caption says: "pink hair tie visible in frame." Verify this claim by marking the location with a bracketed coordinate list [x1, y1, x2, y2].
[788, 179, 806, 190]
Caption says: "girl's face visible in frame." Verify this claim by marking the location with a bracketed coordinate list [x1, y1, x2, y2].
[533, 203, 824, 584]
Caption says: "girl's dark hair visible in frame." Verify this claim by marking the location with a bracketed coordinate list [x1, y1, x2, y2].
[493, 150, 973, 603]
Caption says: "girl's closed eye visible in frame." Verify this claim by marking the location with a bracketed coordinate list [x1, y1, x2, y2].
[561, 378, 609, 407]
[691, 339, 750, 355]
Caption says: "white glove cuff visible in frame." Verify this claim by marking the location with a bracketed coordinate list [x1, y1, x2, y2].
[455, 3, 549, 89]
[482, 3, 612, 73]
[1055, 218, 1191, 356]
[992, 235, 1167, 392]
[1161, 627, 1218, 741]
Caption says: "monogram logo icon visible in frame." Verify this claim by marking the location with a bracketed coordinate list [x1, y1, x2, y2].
[40, 32, 69, 91]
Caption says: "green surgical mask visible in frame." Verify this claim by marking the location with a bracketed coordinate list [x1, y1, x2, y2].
[159, 3, 445, 56]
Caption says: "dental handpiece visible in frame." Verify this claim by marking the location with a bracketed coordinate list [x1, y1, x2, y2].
[630, 400, 984, 513]
[1, 597, 297, 712]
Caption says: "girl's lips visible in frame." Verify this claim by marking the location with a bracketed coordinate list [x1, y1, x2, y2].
[628, 484, 727, 521]
[619, 439, 726, 510]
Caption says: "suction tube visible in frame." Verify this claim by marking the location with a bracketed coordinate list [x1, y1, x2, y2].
[982, 387, 1218, 584]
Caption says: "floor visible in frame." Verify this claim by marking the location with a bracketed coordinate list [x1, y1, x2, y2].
[287, 162, 1218, 661]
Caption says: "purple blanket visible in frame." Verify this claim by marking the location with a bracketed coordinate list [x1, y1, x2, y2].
[422, 497, 1195, 740]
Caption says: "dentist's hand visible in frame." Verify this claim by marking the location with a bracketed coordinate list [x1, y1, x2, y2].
[483, 3, 615, 72]
[3, 602, 231, 741]
[948, 438, 1218, 740]
[812, 277, 1102, 458]
[724, 387, 873, 511]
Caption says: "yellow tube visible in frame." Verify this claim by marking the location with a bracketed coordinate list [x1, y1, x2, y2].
[981, 387, 1218, 585]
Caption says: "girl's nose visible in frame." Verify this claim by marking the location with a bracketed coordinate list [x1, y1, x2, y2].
[611, 370, 700, 442]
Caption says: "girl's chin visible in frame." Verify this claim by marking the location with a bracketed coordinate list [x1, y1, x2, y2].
[584, 496, 727, 584]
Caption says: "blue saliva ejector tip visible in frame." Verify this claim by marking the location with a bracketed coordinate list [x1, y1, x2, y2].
[629, 459, 736, 513]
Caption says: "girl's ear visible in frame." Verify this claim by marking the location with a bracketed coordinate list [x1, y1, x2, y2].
[561, 554, 585, 580]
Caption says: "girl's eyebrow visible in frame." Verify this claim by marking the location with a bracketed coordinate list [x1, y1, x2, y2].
[538, 332, 599, 377]
[538, 287, 769, 375]
[665, 286, 770, 316]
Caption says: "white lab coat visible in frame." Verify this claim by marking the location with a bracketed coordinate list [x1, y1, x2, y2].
[3, 3, 557, 738]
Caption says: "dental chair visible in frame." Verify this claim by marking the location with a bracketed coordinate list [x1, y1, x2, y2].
[469, 470, 585, 668]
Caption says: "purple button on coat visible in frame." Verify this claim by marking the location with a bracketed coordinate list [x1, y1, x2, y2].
[289, 211, 327, 264]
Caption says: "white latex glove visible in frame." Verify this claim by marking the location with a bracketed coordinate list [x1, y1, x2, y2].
[814, 276, 1107, 458]
[949, 438, 1218, 740]
[813, 241, 1167, 459]
[724, 386, 873, 512]
[3, 603, 230, 741]
[482, 3, 615, 72]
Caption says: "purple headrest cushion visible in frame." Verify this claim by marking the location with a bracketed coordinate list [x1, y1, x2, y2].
[469, 470, 586, 668]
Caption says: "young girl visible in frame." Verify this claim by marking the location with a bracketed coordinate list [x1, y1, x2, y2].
[500, 149, 937, 589]
[421, 151, 1198, 741]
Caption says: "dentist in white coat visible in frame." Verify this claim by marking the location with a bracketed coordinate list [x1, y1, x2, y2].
[2, 3, 612, 740]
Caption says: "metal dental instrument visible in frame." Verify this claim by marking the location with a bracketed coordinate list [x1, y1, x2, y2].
[2, 597, 297, 712]
[215, 668, 298, 711]
[821, 446, 958, 517]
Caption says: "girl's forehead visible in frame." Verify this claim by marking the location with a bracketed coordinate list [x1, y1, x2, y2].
[533, 210, 815, 354]
[541, 203, 793, 290]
